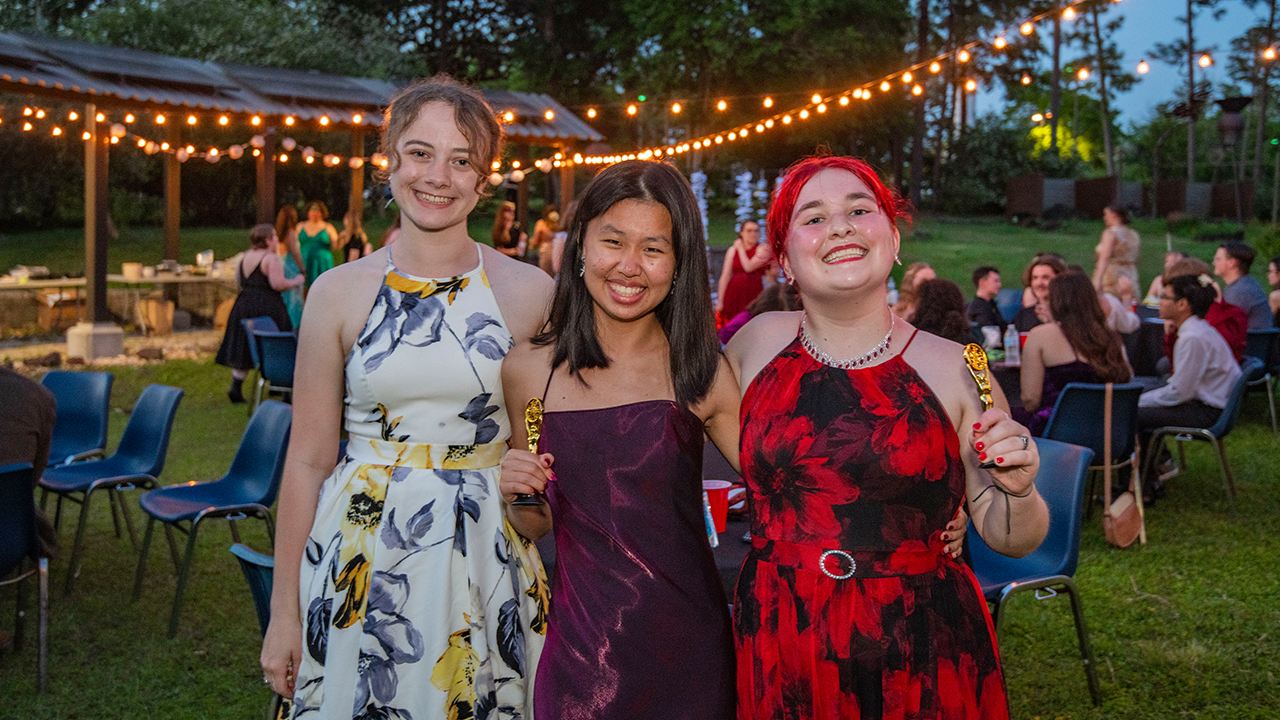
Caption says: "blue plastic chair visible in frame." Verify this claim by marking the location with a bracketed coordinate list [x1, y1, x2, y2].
[1141, 356, 1262, 502]
[132, 400, 291, 637]
[995, 288, 1023, 327]
[1244, 329, 1278, 433]
[1042, 382, 1145, 519]
[41, 370, 113, 466]
[967, 438, 1100, 706]
[241, 316, 279, 414]
[0, 463, 48, 693]
[38, 384, 184, 594]
[252, 331, 297, 410]
[229, 543, 290, 718]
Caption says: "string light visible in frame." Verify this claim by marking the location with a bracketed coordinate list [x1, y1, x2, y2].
[251, 115, 261, 126]
[993, 37, 1007, 50]
[22, 122, 32, 131]
[285, 116, 295, 126]
[1022, 75, 1032, 85]
[219, 115, 229, 125]
[671, 102, 681, 114]
[502, 111, 515, 122]
[319, 115, 330, 126]
[1265, 48, 1278, 61]
[798, 109, 809, 119]
[110, 136, 118, 144]
[187, 115, 197, 125]
[68, 111, 78, 121]
[839, 96, 850, 106]
[544, 109, 555, 121]
[965, 79, 977, 91]
[763, 97, 773, 108]
[930, 61, 941, 73]
[124, 113, 134, 123]
[36, 109, 46, 119]
[1137, 60, 1150, 74]
[161, 142, 170, 150]
[912, 85, 923, 96]
[880, 81, 891, 92]
[279, 153, 288, 162]
[1021, 22, 1034, 35]
[82, 131, 91, 140]
[764, 119, 774, 127]
[93, 112, 103, 122]
[1032, 113, 1044, 122]
[717, 100, 727, 111]
[782, 115, 792, 124]
[137, 138, 146, 147]
[817, 103, 827, 112]
[627, 104, 637, 116]
[902, 71, 913, 83]
[1063, 7, 1075, 20]
[958, 50, 971, 63]
[22, 107, 31, 116]
[51, 126, 61, 136]
[1198, 53, 1212, 67]
[811, 93, 822, 104]
[587, 108, 597, 118]
[155, 114, 165, 124]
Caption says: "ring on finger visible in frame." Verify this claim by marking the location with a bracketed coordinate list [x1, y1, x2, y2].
[1019, 435, 1029, 451]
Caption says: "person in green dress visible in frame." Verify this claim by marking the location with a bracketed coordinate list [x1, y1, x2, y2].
[297, 200, 339, 292]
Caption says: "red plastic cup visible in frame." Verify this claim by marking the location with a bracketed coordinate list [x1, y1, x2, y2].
[703, 480, 732, 533]
[1019, 332, 1029, 349]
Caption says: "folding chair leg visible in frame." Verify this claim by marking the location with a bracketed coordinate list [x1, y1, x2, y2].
[116, 489, 141, 550]
[1062, 579, 1101, 706]
[264, 512, 276, 544]
[163, 523, 183, 574]
[133, 516, 157, 600]
[1212, 439, 1238, 501]
[52, 494, 62, 531]
[64, 490, 95, 594]
[1083, 470, 1098, 521]
[107, 489, 123, 539]
[168, 519, 203, 638]
[37, 558, 47, 694]
[228, 518, 243, 545]
[39, 488, 48, 512]
[14, 561, 28, 650]
[1177, 442, 1187, 471]
[1266, 376, 1276, 434]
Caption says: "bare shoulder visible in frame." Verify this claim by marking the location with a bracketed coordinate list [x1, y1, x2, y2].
[725, 310, 802, 394]
[483, 245, 555, 343]
[501, 340, 554, 405]
[902, 332, 978, 427]
[303, 249, 386, 347]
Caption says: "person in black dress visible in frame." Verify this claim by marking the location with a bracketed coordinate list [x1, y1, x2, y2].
[215, 223, 305, 403]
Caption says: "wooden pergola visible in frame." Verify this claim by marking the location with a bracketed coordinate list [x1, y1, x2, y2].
[0, 31, 603, 356]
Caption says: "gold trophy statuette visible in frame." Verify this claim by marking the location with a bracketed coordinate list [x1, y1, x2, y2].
[962, 343, 998, 469]
[511, 398, 545, 506]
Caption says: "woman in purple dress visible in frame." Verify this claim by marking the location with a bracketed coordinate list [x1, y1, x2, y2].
[498, 161, 743, 719]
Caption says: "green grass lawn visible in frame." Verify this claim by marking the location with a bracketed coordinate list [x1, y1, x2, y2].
[1, 358, 1278, 718]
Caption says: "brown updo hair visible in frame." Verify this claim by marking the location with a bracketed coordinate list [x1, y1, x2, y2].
[249, 223, 276, 249]
[375, 73, 502, 191]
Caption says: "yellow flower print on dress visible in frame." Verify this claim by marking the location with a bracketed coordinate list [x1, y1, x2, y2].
[431, 617, 479, 720]
[332, 464, 390, 628]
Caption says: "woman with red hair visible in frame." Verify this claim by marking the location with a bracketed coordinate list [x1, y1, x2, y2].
[725, 155, 1048, 719]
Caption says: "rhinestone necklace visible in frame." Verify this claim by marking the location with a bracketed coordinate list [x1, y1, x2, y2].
[799, 313, 894, 370]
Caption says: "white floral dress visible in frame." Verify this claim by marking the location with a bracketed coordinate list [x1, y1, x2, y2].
[291, 245, 548, 720]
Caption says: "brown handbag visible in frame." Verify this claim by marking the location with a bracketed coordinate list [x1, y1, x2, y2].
[1101, 382, 1145, 547]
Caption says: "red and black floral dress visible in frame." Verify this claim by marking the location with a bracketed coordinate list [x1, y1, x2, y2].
[734, 329, 1008, 720]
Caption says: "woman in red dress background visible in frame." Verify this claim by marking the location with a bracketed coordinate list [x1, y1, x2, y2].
[717, 220, 773, 323]
[725, 155, 1049, 719]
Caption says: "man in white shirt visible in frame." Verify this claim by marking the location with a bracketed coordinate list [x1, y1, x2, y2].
[1139, 274, 1242, 452]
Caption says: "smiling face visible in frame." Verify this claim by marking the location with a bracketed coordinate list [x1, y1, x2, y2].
[740, 221, 761, 246]
[582, 198, 676, 324]
[388, 102, 482, 234]
[1030, 263, 1057, 301]
[780, 168, 899, 300]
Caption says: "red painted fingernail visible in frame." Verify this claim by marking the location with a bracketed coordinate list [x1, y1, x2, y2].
[996, 457, 1004, 464]
[978, 452, 987, 461]
[973, 422, 982, 430]
[548, 471, 557, 482]
[975, 441, 985, 451]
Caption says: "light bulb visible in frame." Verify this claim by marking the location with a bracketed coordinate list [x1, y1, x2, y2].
[763, 97, 773, 108]
[717, 100, 727, 111]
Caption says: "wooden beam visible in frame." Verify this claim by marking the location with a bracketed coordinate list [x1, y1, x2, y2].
[83, 103, 110, 323]
[256, 128, 277, 224]
[163, 123, 180, 262]
[349, 127, 365, 219]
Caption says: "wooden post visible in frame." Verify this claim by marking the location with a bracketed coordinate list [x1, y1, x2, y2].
[256, 128, 277, 224]
[516, 144, 531, 237]
[349, 127, 365, 218]
[558, 153, 575, 213]
[84, 104, 110, 323]
[163, 123, 180, 262]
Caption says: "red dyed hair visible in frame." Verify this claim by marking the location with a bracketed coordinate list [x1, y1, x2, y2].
[765, 155, 911, 264]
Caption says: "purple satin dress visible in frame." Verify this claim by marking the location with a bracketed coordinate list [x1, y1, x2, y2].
[534, 399, 735, 720]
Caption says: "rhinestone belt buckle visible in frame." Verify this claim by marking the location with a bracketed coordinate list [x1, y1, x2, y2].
[819, 549, 857, 580]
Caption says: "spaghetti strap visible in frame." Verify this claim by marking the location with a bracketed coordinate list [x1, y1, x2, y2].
[899, 327, 921, 354]
[540, 367, 555, 404]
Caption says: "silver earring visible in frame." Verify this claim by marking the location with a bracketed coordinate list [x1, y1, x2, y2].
[894, 252, 902, 266]
[673, 270, 679, 281]
[578, 259, 585, 277]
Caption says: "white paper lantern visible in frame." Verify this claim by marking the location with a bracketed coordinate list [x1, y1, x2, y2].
[281, 137, 297, 151]
[349, 157, 365, 169]
[227, 145, 244, 159]
[488, 172, 504, 186]
[249, 135, 266, 149]
[510, 169, 525, 183]
[175, 149, 190, 162]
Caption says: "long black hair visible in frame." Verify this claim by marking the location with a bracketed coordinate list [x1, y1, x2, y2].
[533, 160, 719, 408]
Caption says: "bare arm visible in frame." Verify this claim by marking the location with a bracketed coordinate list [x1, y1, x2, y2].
[1093, 229, 1115, 289]
[698, 356, 742, 474]
[498, 345, 554, 540]
[285, 230, 305, 277]
[739, 244, 773, 273]
[1270, 289, 1280, 316]
[326, 223, 341, 252]
[264, 253, 303, 292]
[715, 243, 739, 312]
[260, 269, 353, 697]
[1020, 329, 1046, 411]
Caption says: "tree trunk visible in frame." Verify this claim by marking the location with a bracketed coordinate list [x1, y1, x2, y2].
[1050, 3, 1061, 157]
[1187, 0, 1196, 182]
[910, 0, 929, 208]
[1092, 7, 1115, 177]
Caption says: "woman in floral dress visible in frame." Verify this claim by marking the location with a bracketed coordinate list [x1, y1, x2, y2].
[725, 155, 1049, 719]
[261, 76, 553, 720]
